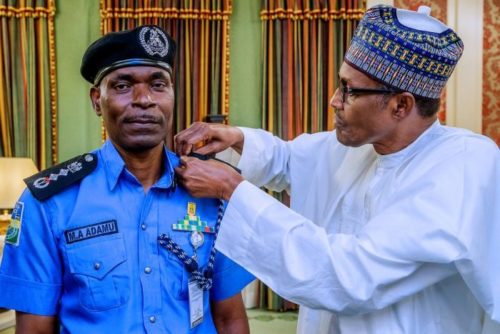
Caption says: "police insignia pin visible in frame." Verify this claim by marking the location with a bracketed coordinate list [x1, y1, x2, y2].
[139, 26, 169, 57]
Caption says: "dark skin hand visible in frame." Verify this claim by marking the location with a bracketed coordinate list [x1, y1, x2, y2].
[211, 293, 250, 334]
[174, 122, 245, 199]
[15, 312, 58, 334]
[174, 122, 244, 156]
[175, 156, 244, 200]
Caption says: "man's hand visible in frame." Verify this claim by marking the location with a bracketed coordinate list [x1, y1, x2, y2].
[174, 122, 244, 156]
[15, 312, 58, 334]
[211, 293, 250, 334]
[175, 156, 244, 200]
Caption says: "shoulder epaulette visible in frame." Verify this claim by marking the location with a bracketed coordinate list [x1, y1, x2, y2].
[24, 153, 98, 201]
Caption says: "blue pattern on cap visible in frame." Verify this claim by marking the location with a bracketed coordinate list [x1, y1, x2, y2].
[345, 5, 464, 99]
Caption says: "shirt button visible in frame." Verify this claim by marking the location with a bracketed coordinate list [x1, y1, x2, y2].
[94, 262, 101, 270]
[149, 316, 156, 323]
[144, 267, 152, 274]
[141, 223, 147, 230]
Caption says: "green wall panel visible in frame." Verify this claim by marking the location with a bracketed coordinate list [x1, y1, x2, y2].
[56, 0, 101, 161]
[229, 1, 262, 128]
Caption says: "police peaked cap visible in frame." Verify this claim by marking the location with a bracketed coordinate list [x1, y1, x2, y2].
[80, 25, 176, 85]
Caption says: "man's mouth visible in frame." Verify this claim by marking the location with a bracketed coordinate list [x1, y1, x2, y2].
[335, 116, 346, 129]
[124, 115, 160, 124]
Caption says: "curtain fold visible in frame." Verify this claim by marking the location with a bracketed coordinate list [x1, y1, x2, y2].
[261, 0, 364, 138]
[100, 0, 232, 147]
[0, 0, 57, 168]
[259, 0, 364, 312]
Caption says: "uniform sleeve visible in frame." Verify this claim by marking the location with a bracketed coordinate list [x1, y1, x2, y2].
[237, 127, 333, 193]
[216, 138, 500, 320]
[0, 189, 63, 315]
[210, 252, 255, 302]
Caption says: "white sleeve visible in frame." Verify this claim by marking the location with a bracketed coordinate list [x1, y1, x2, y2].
[236, 127, 291, 192]
[237, 127, 335, 193]
[217, 181, 456, 315]
[216, 137, 500, 319]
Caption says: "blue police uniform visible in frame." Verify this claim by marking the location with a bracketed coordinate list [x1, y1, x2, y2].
[0, 140, 254, 333]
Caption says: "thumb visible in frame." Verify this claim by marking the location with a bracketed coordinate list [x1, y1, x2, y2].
[193, 141, 226, 155]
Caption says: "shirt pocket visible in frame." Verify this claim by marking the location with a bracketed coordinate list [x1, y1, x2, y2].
[162, 232, 215, 301]
[66, 235, 130, 311]
[162, 234, 190, 300]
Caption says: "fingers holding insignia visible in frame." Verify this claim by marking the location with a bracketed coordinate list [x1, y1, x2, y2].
[174, 122, 212, 156]
[175, 156, 195, 183]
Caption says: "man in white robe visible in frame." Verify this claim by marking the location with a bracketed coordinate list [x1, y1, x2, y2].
[174, 5, 500, 334]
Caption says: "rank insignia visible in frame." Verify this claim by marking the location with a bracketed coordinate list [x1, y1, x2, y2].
[5, 202, 24, 246]
[172, 202, 215, 234]
[24, 153, 97, 201]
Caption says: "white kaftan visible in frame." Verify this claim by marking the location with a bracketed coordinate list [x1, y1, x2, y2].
[216, 121, 500, 333]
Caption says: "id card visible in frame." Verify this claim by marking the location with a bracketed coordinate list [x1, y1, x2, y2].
[188, 279, 204, 328]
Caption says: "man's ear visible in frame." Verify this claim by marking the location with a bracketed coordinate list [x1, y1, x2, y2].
[393, 92, 415, 120]
[90, 86, 102, 116]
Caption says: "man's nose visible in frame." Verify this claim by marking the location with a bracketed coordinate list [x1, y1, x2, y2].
[330, 88, 343, 110]
[132, 85, 155, 108]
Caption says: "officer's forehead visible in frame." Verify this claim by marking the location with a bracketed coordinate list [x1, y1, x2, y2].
[102, 66, 172, 81]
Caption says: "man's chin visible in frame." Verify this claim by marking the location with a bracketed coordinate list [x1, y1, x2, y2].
[335, 131, 363, 148]
[113, 138, 165, 153]
[125, 143, 160, 153]
[335, 130, 350, 146]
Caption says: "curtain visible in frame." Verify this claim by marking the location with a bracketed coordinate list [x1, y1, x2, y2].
[0, 0, 57, 168]
[261, 0, 364, 137]
[259, 0, 364, 311]
[100, 0, 232, 147]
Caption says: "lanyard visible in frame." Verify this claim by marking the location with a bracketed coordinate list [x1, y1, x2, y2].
[158, 199, 224, 290]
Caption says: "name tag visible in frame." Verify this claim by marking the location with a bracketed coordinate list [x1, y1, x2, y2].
[189, 279, 204, 328]
[65, 220, 118, 244]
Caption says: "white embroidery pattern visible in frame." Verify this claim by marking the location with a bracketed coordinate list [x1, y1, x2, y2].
[33, 161, 83, 189]
[139, 26, 169, 57]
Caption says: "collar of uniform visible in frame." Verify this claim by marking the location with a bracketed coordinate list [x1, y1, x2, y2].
[158, 150, 176, 189]
[101, 140, 176, 191]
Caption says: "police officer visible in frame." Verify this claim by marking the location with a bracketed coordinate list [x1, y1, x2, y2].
[0, 25, 254, 333]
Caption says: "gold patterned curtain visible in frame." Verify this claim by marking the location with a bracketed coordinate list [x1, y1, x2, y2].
[259, 0, 364, 311]
[100, 0, 232, 147]
[0, 0, 57, 168]
[261, 0, 364, 138]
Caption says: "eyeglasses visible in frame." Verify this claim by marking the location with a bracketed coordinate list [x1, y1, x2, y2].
[338, 81, 400, 104]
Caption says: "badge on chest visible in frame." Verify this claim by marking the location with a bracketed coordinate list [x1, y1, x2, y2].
[172, 202, 215, 234]
[159, 200, 225, 329]
[172, 202, 214, 259]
